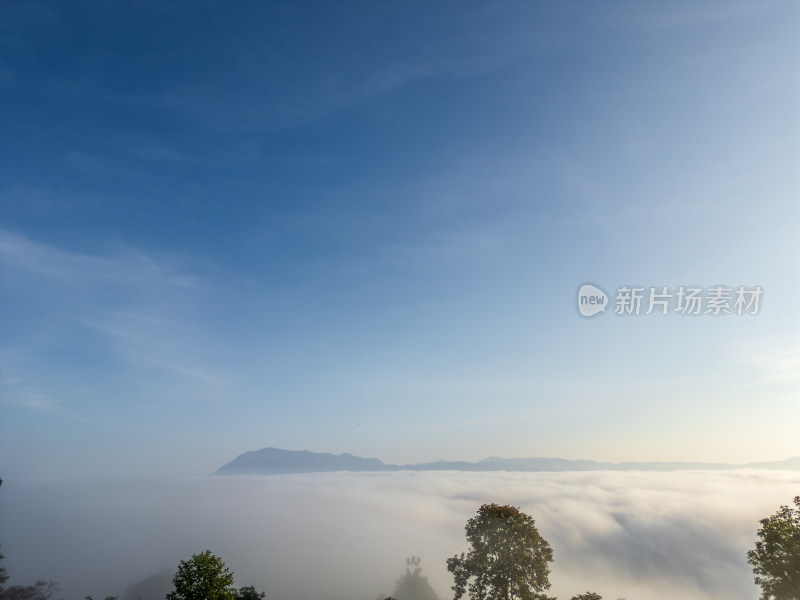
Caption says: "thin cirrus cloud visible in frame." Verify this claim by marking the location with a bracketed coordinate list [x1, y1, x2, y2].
[0, 229, 220, 410]
[0, 229, 198, 289]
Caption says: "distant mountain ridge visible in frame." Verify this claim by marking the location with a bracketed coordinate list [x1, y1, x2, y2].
[214, 448, 800, 475]
[215, 447, 390, 474]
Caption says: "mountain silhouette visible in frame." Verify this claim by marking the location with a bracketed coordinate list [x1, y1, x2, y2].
[214, 448, 800, 475]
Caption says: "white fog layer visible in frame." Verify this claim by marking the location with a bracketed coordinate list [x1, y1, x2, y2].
[1, 470, 798, 600]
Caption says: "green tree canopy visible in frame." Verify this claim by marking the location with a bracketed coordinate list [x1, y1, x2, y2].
[570, 593, 602, 600]
[166, 551, 236, 600]
[234, 587, 264, 600]
[447, 504, 554, 600]
[747, 496, 800, 600]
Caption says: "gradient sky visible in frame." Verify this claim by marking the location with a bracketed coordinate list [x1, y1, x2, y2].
[0, 1, 798, 481]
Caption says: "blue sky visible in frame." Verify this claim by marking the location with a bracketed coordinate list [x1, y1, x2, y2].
[0, 1, 798, 481]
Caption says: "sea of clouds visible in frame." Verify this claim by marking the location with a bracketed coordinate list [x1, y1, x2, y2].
[1, 470, 799, 600]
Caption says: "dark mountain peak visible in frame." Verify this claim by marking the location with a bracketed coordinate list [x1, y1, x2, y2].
[214, 447, 394, 475]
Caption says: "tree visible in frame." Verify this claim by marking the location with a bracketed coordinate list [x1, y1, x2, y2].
[0, 549, 7, 588]
[570, 594, 602, 600]
[447, 504, 554, 600]
[747, 496, 800, 600]
[0, 479, 6, 589]
[393, 557, 439, 600]
[0, 581, 58, 600]
[166, 551, 236, 600]
[235, 587, 264, 600]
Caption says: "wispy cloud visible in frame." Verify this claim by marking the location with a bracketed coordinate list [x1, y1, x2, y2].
[0, 365, 60, 413]
[83, 310, 225, 387]
[0, 229, 199, 289]
[0, 230, 219, 410]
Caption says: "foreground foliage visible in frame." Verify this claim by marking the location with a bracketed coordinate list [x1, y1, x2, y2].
[447, 504, 554, 600]
[165, 550, 266, 600]
[747, 496, 800, 600]
[0, 581, 58, 600]
[235, 586, 265, 600]
[166, 551, 236, 600]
